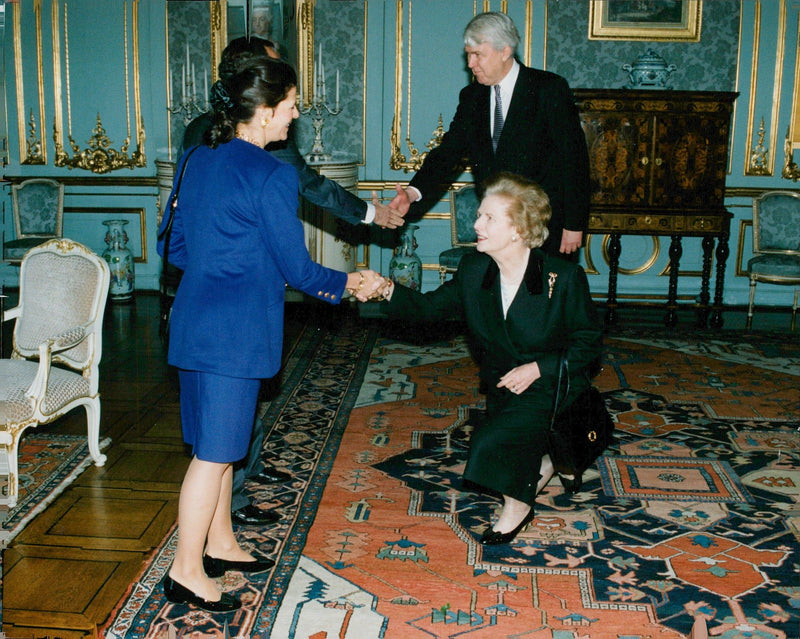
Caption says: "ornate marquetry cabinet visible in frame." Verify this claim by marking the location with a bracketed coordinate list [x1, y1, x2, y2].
[574, 89, 738, 328]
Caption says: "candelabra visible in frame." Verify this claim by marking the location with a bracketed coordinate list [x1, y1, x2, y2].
[168, 44, 210, 125]
[300, 44, 341, 163]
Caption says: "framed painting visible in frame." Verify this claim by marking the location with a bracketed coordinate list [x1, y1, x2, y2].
[225, 0, 298, 67]
[589, 0, 702, 41]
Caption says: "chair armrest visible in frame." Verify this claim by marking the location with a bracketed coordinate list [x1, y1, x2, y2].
[24, 325, 89, 405]
[4, 305, 20, 322]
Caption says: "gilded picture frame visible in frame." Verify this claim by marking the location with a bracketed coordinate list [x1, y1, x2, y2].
[588, 1, 702, 42]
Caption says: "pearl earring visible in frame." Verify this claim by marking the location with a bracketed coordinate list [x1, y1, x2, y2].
[261, 117, 270, 127]
[511, 234, 518, 242]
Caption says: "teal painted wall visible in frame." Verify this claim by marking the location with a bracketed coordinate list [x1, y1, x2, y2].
[2, 0, 798, 319]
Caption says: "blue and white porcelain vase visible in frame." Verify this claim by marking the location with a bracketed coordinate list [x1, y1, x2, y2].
[389, 224, 422, 291]
[102, 219, 135, 302]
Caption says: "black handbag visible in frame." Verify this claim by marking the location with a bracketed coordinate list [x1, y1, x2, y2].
[158, 146, 199, 339]
[547, 356, 614, 486]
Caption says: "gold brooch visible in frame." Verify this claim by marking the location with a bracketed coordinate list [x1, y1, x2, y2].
[548, 272, 557, 299]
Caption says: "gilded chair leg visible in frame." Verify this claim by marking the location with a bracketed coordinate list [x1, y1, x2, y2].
[746, 277, 756, 330]
[5, 439, 20, 508]
[439, 267, 447, 284]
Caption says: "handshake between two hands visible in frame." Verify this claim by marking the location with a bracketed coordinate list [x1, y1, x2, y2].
[346, 270, 394, 302]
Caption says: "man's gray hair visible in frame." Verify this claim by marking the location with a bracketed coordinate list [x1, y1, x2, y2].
[463, 12, 520, 52]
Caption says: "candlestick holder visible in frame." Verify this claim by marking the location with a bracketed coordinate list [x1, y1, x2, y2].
[168, 92, 210, 126]
[299, 96, 341, 163]
[168, 46, 210, 125]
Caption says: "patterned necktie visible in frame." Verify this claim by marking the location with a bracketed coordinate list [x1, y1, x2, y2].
[492, 84, 504, 152]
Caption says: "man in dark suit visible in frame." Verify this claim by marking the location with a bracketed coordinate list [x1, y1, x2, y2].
[177, 37, 404, 529]
[390, 12, 590, 258]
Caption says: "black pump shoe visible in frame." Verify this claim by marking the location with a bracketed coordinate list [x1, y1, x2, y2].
[162, 575, 241, 613]
[480, 509, 535, 546]
[203, 554, 275, 578]
[559, 473, 583, 494]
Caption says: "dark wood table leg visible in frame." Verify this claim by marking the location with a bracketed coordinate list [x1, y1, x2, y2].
[710, 231, 730, 329]
[605, 233, 621, 326]
[665, 235, 682, 327]
[696, 235, 714, 328]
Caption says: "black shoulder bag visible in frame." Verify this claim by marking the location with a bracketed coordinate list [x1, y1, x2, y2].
[158, 146, 199, 340]
[547, 356, 615, 492]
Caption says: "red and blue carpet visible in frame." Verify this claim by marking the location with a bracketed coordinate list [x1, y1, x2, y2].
[103, 321, 800, 638]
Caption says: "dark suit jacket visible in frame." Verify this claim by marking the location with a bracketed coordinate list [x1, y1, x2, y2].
[181, 113, 367, 225]
[408, 65, 590, 253]
[384, 249, 601, 397]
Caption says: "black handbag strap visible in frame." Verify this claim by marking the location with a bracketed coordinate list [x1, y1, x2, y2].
[158, 145, 200, 244]
[159, 146, 199, 286]
[549, 355, 570, 430]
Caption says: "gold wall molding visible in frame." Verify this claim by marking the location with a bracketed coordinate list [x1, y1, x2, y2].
[53, 0, 146, 173]
[12, 1, 45, 164]
[744, 0, 787, 176]
[64, 207, 147, 263]
[748, 117, 770, 175]
[783, 126, 800, 180]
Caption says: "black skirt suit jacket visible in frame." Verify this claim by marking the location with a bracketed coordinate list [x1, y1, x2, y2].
[408, 65, 590, 254]
[384, 249, 602, 505]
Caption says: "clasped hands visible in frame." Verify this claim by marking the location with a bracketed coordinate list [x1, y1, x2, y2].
[346, 270, 394, 302]
[371, 191, 406, 229]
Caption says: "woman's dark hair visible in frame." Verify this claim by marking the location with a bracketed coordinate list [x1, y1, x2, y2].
[204, 57, 297, 148]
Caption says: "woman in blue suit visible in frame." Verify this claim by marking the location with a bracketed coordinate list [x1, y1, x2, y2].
[157, 57, 381, 612]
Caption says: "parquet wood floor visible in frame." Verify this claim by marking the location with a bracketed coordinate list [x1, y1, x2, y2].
[0, 292, 790, 637]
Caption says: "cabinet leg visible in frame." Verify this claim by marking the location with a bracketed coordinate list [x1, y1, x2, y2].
[696, 236, 714, 328]
[665, 235, 682, 328]
[710, 231, 730, 329]
[605, 233, 621, 326]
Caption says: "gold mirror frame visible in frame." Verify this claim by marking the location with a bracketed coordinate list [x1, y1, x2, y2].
[211, 0, 315, 107]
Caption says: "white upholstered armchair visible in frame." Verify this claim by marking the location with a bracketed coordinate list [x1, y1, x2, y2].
[0, 239, 110, 507]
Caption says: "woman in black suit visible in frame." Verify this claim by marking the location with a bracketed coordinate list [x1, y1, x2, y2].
[377, 172, 602, 544]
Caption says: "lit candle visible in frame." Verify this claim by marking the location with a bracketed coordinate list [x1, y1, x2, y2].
[321, 60, 326, 101]
[191, 63, 196, 100]
[203, 66, 208, 104]
[335, 69, 339, 109]
[181, 63, 186, 102]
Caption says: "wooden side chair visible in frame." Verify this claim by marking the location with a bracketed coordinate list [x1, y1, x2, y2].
[0, 239, 110, 506]
[746, 190, 800, 330]
[438, 184, 479, 283]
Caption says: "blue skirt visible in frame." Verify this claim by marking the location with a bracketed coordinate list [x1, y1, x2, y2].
[178, 369, 261, 463]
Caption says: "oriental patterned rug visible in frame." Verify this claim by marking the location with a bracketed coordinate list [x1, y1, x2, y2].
[103, 322, 800, 639]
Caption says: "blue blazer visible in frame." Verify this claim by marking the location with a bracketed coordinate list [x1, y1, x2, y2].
[158, 139, 347, 379]
[182, 113, 367, 225]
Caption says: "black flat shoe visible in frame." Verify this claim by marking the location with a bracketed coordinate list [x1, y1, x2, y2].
[254, 466, 292, 483]
[480, 509, 535, 546]
[203, 554, 275, 578]
[162, 575, 241, 613]
[559, 473, 583, 494]
[231, 504, 281, 526]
